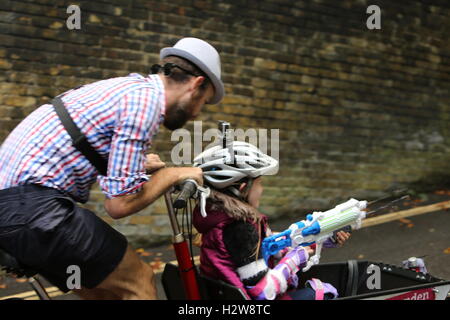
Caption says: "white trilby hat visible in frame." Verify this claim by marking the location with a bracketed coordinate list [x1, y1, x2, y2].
[160, 37, 225, 104]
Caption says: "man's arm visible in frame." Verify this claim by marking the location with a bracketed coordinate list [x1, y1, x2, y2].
[99, 88, 203, 219]
[104, 166, 202, 219]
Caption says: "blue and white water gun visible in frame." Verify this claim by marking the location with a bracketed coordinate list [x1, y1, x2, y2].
[262, 198, 368, 271]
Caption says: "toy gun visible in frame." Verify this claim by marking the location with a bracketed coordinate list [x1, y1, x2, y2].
[261, 191, 410, 271]
[262, 198, 368, 271]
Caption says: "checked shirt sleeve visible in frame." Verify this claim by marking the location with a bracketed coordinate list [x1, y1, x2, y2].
[98, 88, 162, 198]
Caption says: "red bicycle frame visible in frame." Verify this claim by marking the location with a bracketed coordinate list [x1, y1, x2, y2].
[164, 190, 201, 300]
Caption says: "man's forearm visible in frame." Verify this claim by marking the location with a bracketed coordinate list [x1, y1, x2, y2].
[104, 167, 182, 219]
[104, 166, 203, 219]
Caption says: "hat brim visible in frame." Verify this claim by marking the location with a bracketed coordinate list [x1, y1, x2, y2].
[160, 47, 224, 104]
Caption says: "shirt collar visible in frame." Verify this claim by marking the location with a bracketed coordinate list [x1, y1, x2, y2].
[147, 74, 166, 120]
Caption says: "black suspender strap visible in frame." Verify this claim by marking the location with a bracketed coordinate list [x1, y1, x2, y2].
[51, 96, 108, 176]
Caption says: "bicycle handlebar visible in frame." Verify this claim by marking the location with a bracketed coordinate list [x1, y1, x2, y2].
[173, 180, 198, 209]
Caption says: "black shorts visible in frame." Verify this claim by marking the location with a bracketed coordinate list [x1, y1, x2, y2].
[0, 184, 128, 292]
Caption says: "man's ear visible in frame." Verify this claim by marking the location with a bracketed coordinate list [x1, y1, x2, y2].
[238, 182, 247, 192]
[190, 76, 205, 91]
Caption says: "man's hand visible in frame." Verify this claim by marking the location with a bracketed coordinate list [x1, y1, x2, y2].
[174, 167, 203, 186]
[145, 153, 166, 174]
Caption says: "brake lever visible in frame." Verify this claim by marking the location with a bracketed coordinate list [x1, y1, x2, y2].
[196, 184, 211, 218]
[177, 179, 210, 218]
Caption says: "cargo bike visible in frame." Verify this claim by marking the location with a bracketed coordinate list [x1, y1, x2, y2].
[1, 177, 449, 301]
[1, 121, 449, 301]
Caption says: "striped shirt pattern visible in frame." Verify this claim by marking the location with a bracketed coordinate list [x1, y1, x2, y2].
[0, 73, 166, 203]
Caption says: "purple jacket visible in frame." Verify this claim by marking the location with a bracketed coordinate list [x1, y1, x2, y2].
[193, 204, 270, 300]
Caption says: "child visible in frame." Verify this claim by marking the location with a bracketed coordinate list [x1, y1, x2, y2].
[192, 141, 350, 300]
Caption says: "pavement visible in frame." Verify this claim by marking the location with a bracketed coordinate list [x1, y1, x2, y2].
[1, 191, 449, 300]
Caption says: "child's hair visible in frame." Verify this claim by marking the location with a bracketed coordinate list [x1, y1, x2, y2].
[208, 188, 260, 223]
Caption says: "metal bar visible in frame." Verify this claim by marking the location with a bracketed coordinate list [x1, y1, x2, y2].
[28, 276, 51, 300]
[164, 191, 181, 238]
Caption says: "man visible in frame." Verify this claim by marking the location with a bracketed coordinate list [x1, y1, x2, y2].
[0, 37, 224, 299]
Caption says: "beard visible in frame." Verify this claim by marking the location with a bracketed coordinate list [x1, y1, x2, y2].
[163, 101, 191, 130]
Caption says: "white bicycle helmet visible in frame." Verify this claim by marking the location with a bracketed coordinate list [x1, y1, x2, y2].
[193, 141, 279, 190]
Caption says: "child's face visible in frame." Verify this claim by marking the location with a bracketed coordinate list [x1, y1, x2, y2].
[247, 177, 263, 208]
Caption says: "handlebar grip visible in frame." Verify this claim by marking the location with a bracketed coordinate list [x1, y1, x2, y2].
[173, 180, 197, 209]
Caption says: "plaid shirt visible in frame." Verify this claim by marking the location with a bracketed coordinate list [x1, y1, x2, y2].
[0, 73, 166, 203]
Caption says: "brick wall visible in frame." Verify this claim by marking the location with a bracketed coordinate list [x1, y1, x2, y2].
[1, 0, 449, 246]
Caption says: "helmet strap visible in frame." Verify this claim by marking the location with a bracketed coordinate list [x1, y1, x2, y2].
[225, 186, 243, 200]
[225, 178, 254, 203]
